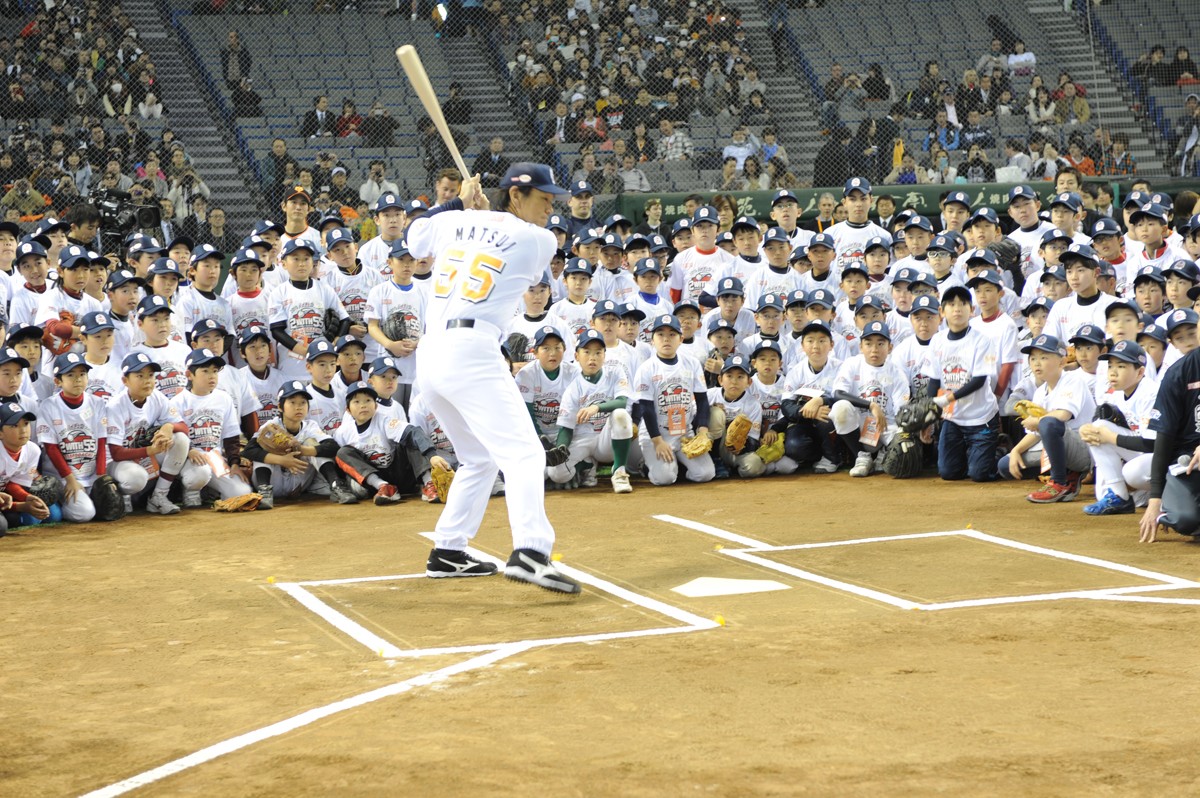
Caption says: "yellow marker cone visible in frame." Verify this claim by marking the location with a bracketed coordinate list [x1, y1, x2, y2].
[714, 614, 726, 626]
[266, 576, 276, 584]
[551, 552, 562, 561]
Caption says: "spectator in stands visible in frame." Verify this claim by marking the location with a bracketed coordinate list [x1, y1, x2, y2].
[1100, 132, 1137, 176]
[813, 126, 851, 189]
[472, 137, 511, 189]
[358, 161, 399, 207]
[1132, 45, 1172, 88]
[848, 119, 883, 184]
[101, 74, 132, 118]
[3, 79, 31, 120]
[572, 151, 601, 186]
[657, 118, 693, 161]
[2, 178, 44, 218]
[442, 82, 472, 126]
[137, 151, 169, 197]
[1064, 139, 1097, 176]
[994, 88, 1015, 116]
[626, 88, 659, 132]
[740, 65, 766, 101]
[157, 199, 177, 243]
[1054, 82, 1090, 125]
[1004, 138, 1032, 179]
[959, 110, 995, 151]
[719, 156, 745, 191]
[328, 167, 357, 207]
[262, 138, 296, 208]
[1085, 127, 1110, 166]
[741, 91, 772, 127]
[335, 100, 363, 138]
[68, 77, 99, 118]
[908, 60, 941, 119]
[594, 158, 623, 195]
[1051, 73, 1086, 102]
[759, 126, 788, 166]
[884, 151, 928, 185]
[767, 158, 799, 190]
[742, 156, 768, 191]
[937, 84, 961, 128]
[958, 144, 996, 183]
[542, 100, 574, 152]
[723, 125, 759, 171]
[180, 194, 208, 241]
[201, 205, 238, 253]
[301, 95, 335, 138]
[863, 64, 892, 102]
[925, 145, 957, 184]
[101, 158, 134, 192]
[820, 63, 848, 131]
[231, 77, 261, 117]
[1008, 39, 1036, 77]
[977, 39, 1007, 78]
[577, 105, 608, 143]
[976, 74, 997, 116]
[1169, 47, 1198, 86]
[630, 121, 656, 162]
[166, 162, 210, 221]
[1027, 86, 1056, 134]
[63, 148, 92, 195]
[924, 110, 960, 152]
[359, 100, 398, 148]
[956, 69, 983, 118]
[419, 116, 469, 184]
[1030, 141, 1066, 181]
[838, 73, 867, 124]
[712, 194, 737, 234]
[221, 30, 251, 90]
[618, 154, 652, 193]
[132, 71, 164, 120]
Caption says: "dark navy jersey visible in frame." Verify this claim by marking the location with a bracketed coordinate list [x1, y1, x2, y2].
[1149, 347, 1200, 460]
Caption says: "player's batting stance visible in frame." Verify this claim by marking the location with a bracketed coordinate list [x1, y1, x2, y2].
[406, 164, 581, 594]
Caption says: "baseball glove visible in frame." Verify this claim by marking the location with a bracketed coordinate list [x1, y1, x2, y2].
[540, 435, 570, 467]
[90, 474, 127, 522]
[895, 397, 943, 434]
[681, 429, 713, 458]
[214, 493, 262, 512]
[323, 308, 341, 343]
[382, 310, 410, 343]
[725, 414, 753, 454]
[755, 433, 786, 464]
[130, 425, 158, 449]
[1093, 403, 1129, 429]
[506, 332, 531, 363]
[880, 431, 924, 479]
[43, 310, 76, 356]
[1013, 400, 1048, 420]
[28, 474, 64, 507]
[431, 466, 455, 502]
[257, 421, 301, 455]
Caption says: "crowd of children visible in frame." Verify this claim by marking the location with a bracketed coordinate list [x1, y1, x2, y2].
[0, 174, 1196, 542]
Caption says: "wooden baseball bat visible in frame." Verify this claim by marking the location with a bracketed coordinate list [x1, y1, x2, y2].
[395, 44, 472, 181]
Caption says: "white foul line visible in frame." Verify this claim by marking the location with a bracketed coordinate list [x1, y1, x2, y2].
[274, 582, 408, 659]
[78, 644, 529, 798]
[720, 549, 921, 610]
[745, 531, 964, 551]
[652, 514, 771, 548]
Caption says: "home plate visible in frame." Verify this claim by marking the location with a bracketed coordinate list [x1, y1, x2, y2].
[673, 577, 791, 598]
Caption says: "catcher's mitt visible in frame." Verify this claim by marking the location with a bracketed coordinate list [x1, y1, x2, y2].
[681, 429, 713, 458]
[214, 493, 262, 512]
[43, 311, 76, 356]
[1093, 403, 1129, 429]
[895, 397, 942, 434]
[381, 310, 410, 343]
[323, 308, 341, 343]
[725, 413, 753, 454]
[755, 433, 786, 464]
[1013, 400, 1047, 420]
[880, 431, 924, 479]
[90, 474, 127, 522]
[257, 421, 300, 455]
[506, 332, 531, 363]
[28, 474, 64, 507]
[431, 466, 455, 502]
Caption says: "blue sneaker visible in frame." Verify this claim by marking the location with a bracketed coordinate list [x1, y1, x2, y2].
[1083, 490, 1135, 515]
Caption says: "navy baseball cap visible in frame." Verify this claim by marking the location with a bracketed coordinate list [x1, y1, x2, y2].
[927, 235, 956, 253]
[904, 215, 933, 232]
[570, 180, 594, 197]
[185, 349, 225, 372]
[721, 354, 751, 374]
[808, 233, 835, 251]
[406, 199, 429, 215]
[277, 380, 313, 402]
[1060, 242, 1099, 265]
[1007, 185, 1038, 204]
[756, 293, 785, 312]
[623, 234, 651, 252]
[1189, 213, 1200, 236]
[649, 234, 671, 253]
[137, 295, 172, 318]
[730, 215, 759, 233]
[575, 229, 604, 246]
[910, 294, 940, 314]
[546, 214, 568, 232]
[593, 300, 621, 318]
[1165, 307, 1200, 333]
[1021, 334, 1066, 356]
[672, 298, 702, 315]
[1166, 259, 1200, 284]
[1130, 202, 1169, 225]
[1021, 297, 1054, 316]
[1149, 191, 1174, 210]
[771, 189, 800, 206]
[80, 312, 115, 335]
[533, 325, 566, 346]
[306, 340, 337, 361]
[36, 217, 69, 235]
[58, 245, 91, 270]
[127, 236, 165, 256]
[166, 234, 195, 252]
[14, 240, 47, 262]
[789, 245, 809, 261]
[106, 268, 145, 290]
[237, 324, 271, 347]
[784, 289, 807, 308]
[1050, 192, 1083, 212]
[943, 230, 967, 250]
[280, 239, 317, 258]
[318, 213, 344, 231]
[716, 276, 745, 297]
[373, 193, 403, 212]
[840, 260, 869, 279]
[967, 268, 1003, 288]
[617, 303, 646, 320]
[335, 334, 366, 353]
[707, 318, 736, 337]
[1069, 324, 1106, 345]
[231, 248, 265, 269]
[963, 207, 1000, 229]
[1104, 299, 1140, 319]
[536, 268, 553, 287]
[0, 347, 29, 369]
[189, 318, 228, 341]
[388, 239, 411, 259]
[805, 288, 837, 309]
[253, 219, 284, 236]
[799, 320, 833, 338]
[190, 244, 224, 264]
[854, 295, 887, 314]
[751, 340, 784, 359]
[762, 227, 790, 245]
[367, 356, 402, 377]
[605, 214, 631, 230]
[1097, 261, 1117, 280]
[0, 401, 35, 427]
[1121, 190, 1147, 209]
[241, 234, 271, 251]
[843, 176, 871, 196]
[1040, 265, 1067, 283]
[651, 313, 681, 333]
[1138, 324, 1168, 344]
[576, 329, 606, 349]
[891, 266, 921, 286]
[892, 229, 907, 244]
[504, 163, 572, 195]
[633, 257, 663, 276]
[563, 257, 592, 276]
[1091, 217, 1123, 239]
[860, 320, 890, 340]
[965, 248, 999, 268]
[53, 352, 90, 376]
[671, 218, 692, 236]
[1100, 340, 1147, 366]
[692, 205, 719, 225]
[1133, 265, 1165, 286]
[344, 381, 378, 401]
[601, 232, 623, 250]
[864, 235, 892, 253]
[909, 271, 938, 289]
[121, 351, 160, 375]
[326, 227, 355, 249]
[944, 190, 971, 209]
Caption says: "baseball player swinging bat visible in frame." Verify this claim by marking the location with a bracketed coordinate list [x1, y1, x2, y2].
[395, 45, 472, 180]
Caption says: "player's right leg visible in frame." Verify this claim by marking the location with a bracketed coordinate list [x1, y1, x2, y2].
[640, 434, 680, 485]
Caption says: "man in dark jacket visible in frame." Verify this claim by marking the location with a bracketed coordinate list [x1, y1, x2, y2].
[813, 126, 852, 188]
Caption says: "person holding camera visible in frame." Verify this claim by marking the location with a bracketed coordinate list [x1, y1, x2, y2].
[884, 151, 930, 186]
[959, 144, 997, 183]
[359, 100, 399, 148]
[167, 164, 210, 222]
[1, 178, 46, 218]
[358, 160, 398, 207]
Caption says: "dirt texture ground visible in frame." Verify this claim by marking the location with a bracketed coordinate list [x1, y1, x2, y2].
[6, 474, 1200, 797]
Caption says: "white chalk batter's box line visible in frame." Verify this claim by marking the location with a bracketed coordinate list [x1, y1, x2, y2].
[653, 515, 1200, 611]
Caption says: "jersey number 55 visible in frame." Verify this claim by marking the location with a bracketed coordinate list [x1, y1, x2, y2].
[433, 249, 506, 303]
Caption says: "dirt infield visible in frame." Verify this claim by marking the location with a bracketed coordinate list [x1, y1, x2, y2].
[6, 475, 1200, 796]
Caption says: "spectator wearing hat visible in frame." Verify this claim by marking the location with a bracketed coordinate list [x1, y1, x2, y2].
[358, 160, 399, 207]
[327, 167, 357, 207]
[301, 95, 335, 139]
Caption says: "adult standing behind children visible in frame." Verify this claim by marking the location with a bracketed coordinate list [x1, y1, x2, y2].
[405, 165, 581, 594]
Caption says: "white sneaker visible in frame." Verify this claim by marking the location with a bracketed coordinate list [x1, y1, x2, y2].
[123, 495, 133, 515]
[182, 490, 202, 508]
[611, 466, 633, 494]
[491, 474, 505, 496]
[813, 457, 838, 474]
[147, 492, 181, 515]
[580, 463, 598, 488]
[849, 452, 873, 478]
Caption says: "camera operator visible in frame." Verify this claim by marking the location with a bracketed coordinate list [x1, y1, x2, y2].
[1, 177, 45, 217]
[166, 164, 210, 222]
[66, 203, 102, 249]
